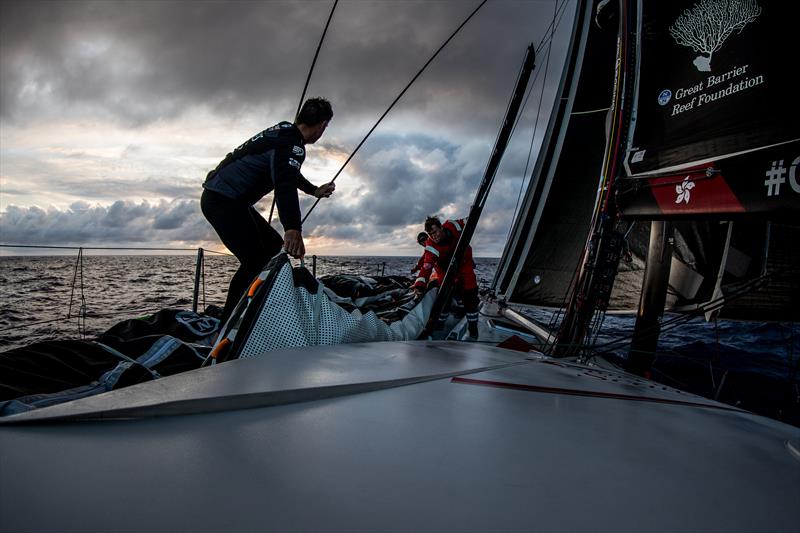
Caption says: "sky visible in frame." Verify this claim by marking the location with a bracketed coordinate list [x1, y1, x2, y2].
[0, 0, 576, 257]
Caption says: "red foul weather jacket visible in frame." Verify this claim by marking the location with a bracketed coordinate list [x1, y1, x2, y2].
[413, 218, 477, 292]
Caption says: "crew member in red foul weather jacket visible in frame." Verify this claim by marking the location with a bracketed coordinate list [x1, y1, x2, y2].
[412, 216, 479, 339]
[410, 232, 428, 274]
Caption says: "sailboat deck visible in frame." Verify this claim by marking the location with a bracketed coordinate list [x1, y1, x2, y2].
[2, 340, 798, 532]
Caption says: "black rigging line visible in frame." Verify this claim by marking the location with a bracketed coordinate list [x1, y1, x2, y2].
[301, 0, 489, 224]
[270, 0, 339, 224]
[297, 0, 338, 118]
[536, 0, 571, 55]
[506, 0, 561, 245]
[502, 0, 571, 147]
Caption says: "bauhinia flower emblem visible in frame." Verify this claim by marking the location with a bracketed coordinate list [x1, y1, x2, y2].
[675, 175, 695, 204]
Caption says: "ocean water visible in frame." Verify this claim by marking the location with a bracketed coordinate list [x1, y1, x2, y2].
[0, 254, 499, 351]
[1, 254, 797, 425]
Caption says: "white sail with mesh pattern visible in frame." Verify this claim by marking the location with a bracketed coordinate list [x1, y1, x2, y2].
[231, 256, 436, 358]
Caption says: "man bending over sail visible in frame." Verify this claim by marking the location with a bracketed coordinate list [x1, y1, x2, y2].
[412, 216, 479, 339]
[201, 97, 335, 323]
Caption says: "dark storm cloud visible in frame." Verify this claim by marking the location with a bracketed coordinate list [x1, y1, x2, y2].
[1, 0, 313, 124]
[5, 169, 203, 204]
[153, 201, 195, 230]
[0, 1, 566, 129]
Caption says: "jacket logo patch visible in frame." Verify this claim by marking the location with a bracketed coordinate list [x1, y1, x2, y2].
[292, 145, 305, 157]
[288, 158, 301, 169]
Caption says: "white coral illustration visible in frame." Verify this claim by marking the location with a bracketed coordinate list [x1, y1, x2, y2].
[675, 176, 696, 204]
[670, 0, 761, 72]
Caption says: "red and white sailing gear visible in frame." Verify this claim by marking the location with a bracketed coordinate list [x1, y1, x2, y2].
[413, 218, 479, 338]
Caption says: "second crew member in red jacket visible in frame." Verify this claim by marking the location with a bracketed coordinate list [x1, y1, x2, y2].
[412, 216, 479, 339]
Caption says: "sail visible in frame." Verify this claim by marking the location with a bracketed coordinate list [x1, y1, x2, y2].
[494, 0, 798, 324]
[618, 0, 800, 217]
[493, 0, 622, 308]
[612, 0, 800, 321]
[210, 253, 436, 363]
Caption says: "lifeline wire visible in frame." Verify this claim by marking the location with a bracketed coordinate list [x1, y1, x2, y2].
[0, 243, 232, 255]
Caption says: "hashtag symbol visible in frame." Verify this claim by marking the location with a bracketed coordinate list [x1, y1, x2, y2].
[764, 160, 786, 197]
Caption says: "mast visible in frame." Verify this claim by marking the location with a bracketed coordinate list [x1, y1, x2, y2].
[553, 0, 635, 356]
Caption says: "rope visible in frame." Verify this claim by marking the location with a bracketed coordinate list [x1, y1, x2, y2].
[269, 0, 339, 225]
[551, 0, 635, 354]
[301, 0, 489, 224]
[297, 0, 338, 120]
[505, 0, 560, 246]
[535, 0, 572, 55]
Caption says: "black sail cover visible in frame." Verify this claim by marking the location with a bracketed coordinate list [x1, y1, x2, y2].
[619, 0, 800, 216]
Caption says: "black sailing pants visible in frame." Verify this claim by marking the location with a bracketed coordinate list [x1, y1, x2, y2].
[201, 189, 284, 322]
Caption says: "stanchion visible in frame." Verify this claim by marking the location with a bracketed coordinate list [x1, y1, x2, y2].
[193, 248, 204, 313]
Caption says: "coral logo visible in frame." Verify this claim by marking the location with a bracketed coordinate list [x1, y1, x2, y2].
[658, 89, 672, 106]
[670, 0, 761, 72]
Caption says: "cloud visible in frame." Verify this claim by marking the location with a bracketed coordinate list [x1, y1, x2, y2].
[1, 1, 568, 128]
[0, 0, 575, 257]
[0, 200, 215, 248]
[1, 1, 470, 125]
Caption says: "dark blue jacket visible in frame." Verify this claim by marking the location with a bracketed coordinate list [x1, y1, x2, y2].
[203, 121, 317, 231]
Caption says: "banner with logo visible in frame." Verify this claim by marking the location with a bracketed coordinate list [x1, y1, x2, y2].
[617, 139, 800, 217]
[624, 0, 799, 178]
[617, 0, 800, 217]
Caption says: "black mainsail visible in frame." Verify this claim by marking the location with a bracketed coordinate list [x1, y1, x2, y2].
[492, 0, 621, 309]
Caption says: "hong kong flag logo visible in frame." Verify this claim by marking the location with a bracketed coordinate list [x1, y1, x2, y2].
[675, 176, 695, 204]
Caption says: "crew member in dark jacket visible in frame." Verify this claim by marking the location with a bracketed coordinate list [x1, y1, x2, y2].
[201, 97, 335, 322]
